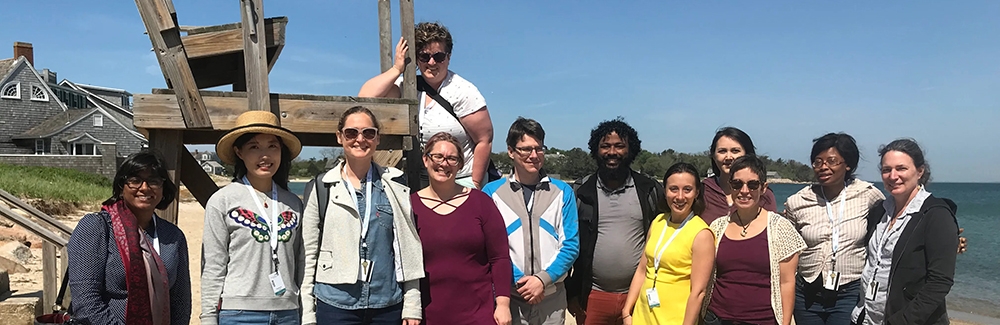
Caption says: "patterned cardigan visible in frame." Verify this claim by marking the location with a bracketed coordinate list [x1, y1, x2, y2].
[704, 211, 806, 324]
[67, 211, 191, 325]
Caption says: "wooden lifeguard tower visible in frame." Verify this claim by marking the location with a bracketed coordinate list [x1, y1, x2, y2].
[133, 0, 422, 223]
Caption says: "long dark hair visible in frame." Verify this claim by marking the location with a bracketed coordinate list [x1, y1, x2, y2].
[661, 162, 706, 216]
[104, 150, 177, 210]
[231, 132, 293, 190]
[709, 127, 757, 177]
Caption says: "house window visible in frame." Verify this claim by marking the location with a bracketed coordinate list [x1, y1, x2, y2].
[93, 115, 103, 127]
[72, 143, 96, 155]
[1, 82, 19, 99]
[30, 85, 48, 102]
[34, 139, 46, 154]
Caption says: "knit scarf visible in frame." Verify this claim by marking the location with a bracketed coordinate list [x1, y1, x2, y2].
[104, 200, 170, 325]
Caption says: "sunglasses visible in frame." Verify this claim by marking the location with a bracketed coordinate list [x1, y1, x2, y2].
[729, 179, 763, 191]
[125, 176, 165, 190]
[417, 51, 448, 63]
[341, 127, 378, 140]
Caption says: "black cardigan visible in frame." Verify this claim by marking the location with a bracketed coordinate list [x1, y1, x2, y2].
[566, 170, 664, 309]
[863, 195, 959, 325]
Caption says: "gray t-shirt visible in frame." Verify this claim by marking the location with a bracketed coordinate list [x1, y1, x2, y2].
[591, 176, 646, 293]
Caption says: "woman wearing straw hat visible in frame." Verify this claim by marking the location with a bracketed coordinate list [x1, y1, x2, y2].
[199, 111, 305, 325]
[300, 106, 425, 325]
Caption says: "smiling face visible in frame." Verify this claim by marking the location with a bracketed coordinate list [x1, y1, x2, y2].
[417, 41, 450, 85]
[713, 136, 745, 177]
[235, 133, 282, 182]
[730, 167, 766, 210]
[665, 172, 699, 217]
[337, 112, 380, 161]
[122, 169, 163, 215]
[880, 150, 925, 199]
[597, 132, 629, 171]
[813, 147, 849, 186]
[423, 140, 462, 184]
[508, 135, 545, 176]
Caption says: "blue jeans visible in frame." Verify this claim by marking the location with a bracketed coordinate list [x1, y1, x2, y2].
[315, 300, 403, 325]
[793, 276, 860, 325]
[219, 309, 300, 325]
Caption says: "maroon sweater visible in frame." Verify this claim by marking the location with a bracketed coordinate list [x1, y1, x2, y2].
[412, 189, 511, 325]
[701, 177, 778, 224]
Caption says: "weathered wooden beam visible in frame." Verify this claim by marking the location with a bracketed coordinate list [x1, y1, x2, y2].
[378, 0, 393, 72]
[134, 92, 414, 135]
[180, 150, 219, 207]
[240, 0, 273, 114]
[150, 129, 182, 224]
[0, 204, 68, 247]
[188, 47, 280, 89]
[181, 17, 286, 60]
[135, 0, 213, 129]
[182, 130, 407, 150]
[0, 189, 72, 236]
[43, 242, 57, 314]
[59, 245, 71, 308]
[399, 0, 417, 100]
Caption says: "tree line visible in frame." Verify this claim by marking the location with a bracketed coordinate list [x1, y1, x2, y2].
[491, 148, 815, 182]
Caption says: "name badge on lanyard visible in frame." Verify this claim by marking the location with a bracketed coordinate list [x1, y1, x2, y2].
[343, 164, 375, 282]
[243, 177, 285, 295]
[821, 186, 846, 292]
[646, 212, 695, 308]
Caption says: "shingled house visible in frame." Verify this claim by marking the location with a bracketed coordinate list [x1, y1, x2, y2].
[0, 42, 146, 178]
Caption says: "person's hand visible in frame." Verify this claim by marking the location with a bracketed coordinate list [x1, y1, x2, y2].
[494, 305, 512, 325]
[958, 227, 968, 254]
[516, 276, 545, 304]
[392, 37, 409, 74]
[402, 319, 420, 325]
[623, 314, 633, 325]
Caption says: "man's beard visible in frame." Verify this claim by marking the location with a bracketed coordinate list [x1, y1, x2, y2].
[596, 154, 633, 184]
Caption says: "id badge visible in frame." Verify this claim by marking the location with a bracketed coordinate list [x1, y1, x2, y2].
[645, 288, 660, 308]
[866, 280, 879, 301]
[823, 270, 841, 291]
[269, 272, 286, 296]
[358, 259, 374, 282]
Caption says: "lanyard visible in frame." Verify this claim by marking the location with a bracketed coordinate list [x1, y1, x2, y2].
[651, 212, 695, 280]
[821, 186, 846, 260]
[243, 177, 280, 261]
[343, 164, 375, 243]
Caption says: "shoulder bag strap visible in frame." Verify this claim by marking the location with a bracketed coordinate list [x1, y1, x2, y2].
[417, 76, 460, 121]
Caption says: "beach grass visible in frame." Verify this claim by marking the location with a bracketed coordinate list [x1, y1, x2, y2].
[0, 162, 112, 207]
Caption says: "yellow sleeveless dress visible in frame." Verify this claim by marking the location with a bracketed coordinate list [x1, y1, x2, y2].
[633, 213, 710, 325]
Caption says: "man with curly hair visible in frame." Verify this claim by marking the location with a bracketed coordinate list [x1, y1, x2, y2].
[566, 118, 664, 325]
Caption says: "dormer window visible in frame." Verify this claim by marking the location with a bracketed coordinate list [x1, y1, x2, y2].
[30, 85, 48, 102]
[94, 115, 104, 127]
[1, 82, 19, 99]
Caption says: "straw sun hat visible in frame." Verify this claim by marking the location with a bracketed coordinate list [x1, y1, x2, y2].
[216, 111, 302, 165]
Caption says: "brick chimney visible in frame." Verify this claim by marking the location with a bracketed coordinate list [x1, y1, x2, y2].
[13, 42, 33, 66]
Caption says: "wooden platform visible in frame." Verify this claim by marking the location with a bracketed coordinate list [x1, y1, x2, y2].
[181, 17, 287, 89]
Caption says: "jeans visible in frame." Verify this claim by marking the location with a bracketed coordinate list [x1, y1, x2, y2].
[793, 276, 861, 325]
[218, 309, 300, 325]
[576, 289, 627, 325]
[315, 299, 403, 325]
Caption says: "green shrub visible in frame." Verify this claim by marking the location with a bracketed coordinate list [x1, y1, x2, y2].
[0, 163, 112, 207]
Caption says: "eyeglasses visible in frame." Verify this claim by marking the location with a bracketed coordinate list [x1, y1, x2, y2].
[513, 145, 547, 156]
[425, 153, 460, 165]
[125, 176, 164, 190]
[417, 51, 448, 63]
[729, 179, 762, 191]
[342, 127, 378, 140]
[812, 157, 844, 169]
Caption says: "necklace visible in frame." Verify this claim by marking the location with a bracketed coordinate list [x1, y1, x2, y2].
[735, 207, 762, 237]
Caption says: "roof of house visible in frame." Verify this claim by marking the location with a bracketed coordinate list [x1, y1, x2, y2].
[0, 58, 16, 81]
[13, 109, 97, 139]
[201, 160, 224, 168]
[74, 83, 133, 96]
[60, 80, 133, 118]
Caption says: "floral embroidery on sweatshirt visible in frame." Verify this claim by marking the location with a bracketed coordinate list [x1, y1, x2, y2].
[227, 207, 299, 243]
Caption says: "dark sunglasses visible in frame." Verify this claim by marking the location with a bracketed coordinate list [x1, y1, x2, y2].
[729, 179, 762, 191]
[417, 51, 448, 63]
[342, 127, 378, 140]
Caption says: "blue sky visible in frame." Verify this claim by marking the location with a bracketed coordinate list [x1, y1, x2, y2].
[2, 1, 998, 182]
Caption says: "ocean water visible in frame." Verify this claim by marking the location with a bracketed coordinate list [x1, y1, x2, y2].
[289, 180, 998, 317]
[770, 182, 1000, 318]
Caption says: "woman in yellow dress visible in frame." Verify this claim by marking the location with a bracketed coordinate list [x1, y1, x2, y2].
[623, 162, 716, 325]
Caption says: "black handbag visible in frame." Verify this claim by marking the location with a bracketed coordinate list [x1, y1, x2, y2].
[701, 309, 722, 325]
[416, 76, 502, 183]
[35, 270, 82, 324]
